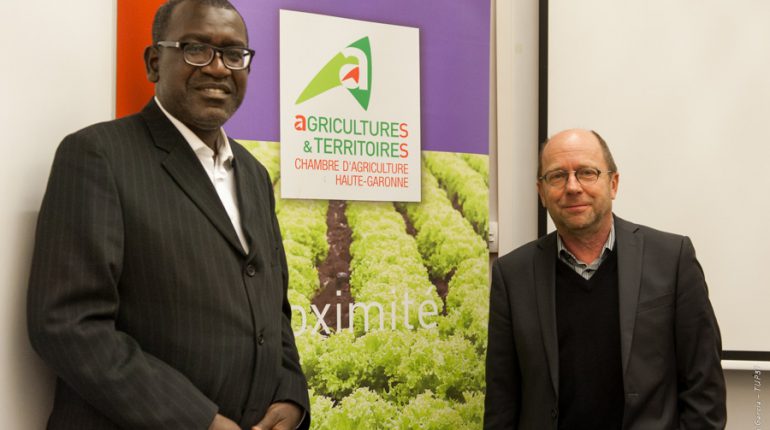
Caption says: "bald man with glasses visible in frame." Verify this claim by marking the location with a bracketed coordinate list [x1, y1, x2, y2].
[484, 129, 726, 429]
[27, 1, 309, 429]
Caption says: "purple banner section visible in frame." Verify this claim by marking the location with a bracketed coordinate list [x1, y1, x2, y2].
[227, 0, 490, 154]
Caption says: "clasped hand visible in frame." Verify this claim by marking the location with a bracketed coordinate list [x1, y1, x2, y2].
[208, 402, 303, 430]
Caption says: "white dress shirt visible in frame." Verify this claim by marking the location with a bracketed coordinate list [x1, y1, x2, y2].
[556, 219, 615, 280]
[155, 98, 249, 254]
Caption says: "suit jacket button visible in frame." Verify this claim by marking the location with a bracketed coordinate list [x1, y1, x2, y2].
[551, 408, 558, 419]
[246, 264, 257, 277]
[258, 335, 265, 345]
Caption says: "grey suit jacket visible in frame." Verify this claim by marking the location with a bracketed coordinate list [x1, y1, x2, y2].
[484, 216, 726, 429]
[28, 100, 309, 430]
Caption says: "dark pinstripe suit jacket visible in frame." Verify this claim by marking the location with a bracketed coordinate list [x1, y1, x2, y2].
[28, 100, 309, 430]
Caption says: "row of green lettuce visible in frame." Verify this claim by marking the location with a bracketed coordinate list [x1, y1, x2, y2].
[423, 151, 488, 240]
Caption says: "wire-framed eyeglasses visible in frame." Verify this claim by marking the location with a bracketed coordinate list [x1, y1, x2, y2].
[539, 167, 614, 188]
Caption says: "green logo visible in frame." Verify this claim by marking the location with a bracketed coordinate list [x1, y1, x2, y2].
[296, 37, 372, 110]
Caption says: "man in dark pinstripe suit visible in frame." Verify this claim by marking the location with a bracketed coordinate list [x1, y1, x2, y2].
[27, 1, 309, 429]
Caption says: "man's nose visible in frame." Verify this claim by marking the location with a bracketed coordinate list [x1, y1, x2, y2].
[201, 51, 231, 77]
[564, 171, 583, 193]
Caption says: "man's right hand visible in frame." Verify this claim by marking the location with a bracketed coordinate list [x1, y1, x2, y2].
[209, 413, 240, 430]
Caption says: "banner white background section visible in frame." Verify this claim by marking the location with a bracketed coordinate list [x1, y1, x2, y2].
[280, 10, 421, 202]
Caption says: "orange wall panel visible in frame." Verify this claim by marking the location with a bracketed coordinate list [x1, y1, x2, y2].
[116, 0, 165, 118]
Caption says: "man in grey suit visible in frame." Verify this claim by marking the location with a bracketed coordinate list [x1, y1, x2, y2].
[27, 1, 309, 429]
[484, 129, 726, 429]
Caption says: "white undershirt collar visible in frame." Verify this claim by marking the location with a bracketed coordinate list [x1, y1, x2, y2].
[155, 97, 249, 254]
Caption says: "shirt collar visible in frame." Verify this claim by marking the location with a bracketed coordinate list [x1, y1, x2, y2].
[154, 97, 234, 167]
[556, 216, 616, 266]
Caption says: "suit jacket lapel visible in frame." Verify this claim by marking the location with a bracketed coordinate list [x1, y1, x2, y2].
[231, 142, 261, 260]
[615, 216, 643, 376]
[140, 100, 247, 256]
[534, 232, 559, 395]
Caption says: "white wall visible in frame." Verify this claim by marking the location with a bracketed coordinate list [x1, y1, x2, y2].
[548, 0, 770, 356]
[725, 369, 765, 429]
[0, 0, 115, 425]
[545, 0, 769, 427]
[493, 0, 540, 255]
[1, 0, 758, 428]
[499, 0, 762, 427]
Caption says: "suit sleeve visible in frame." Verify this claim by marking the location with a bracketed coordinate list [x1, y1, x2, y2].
[265, 170, 311, 429]
[484, 259, 521, 429]
[27, 133, 218, 429]
[674, 236, 726, 429]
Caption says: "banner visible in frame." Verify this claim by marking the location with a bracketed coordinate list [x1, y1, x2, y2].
[117, 1, 490, 427]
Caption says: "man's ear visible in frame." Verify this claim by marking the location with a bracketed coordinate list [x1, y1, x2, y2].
[536, 181, 546, 207]
[609, 172, 619, 200]
[144, 45, 159, 83]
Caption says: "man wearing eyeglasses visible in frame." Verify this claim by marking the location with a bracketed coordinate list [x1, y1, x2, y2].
[27, 1, 309, 429]
[484, 129, 726, 429]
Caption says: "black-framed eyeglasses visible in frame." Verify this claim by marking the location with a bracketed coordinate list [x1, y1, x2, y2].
[539, 167, 614, 188]
[157, 41, 255, 71]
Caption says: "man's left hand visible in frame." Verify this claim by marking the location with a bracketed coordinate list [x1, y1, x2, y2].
[252, 402, 303, 430]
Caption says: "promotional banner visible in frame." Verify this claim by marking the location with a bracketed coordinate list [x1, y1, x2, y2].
[117, 1, 490, 428]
